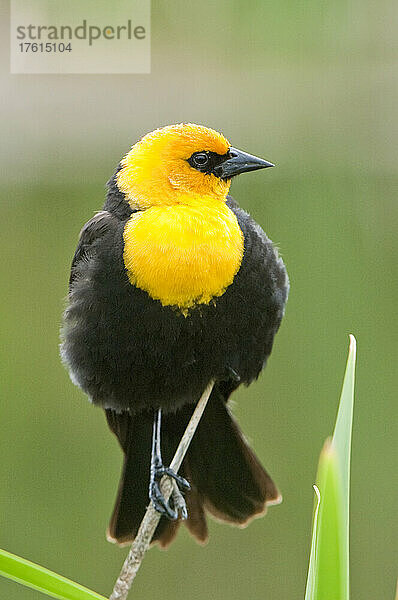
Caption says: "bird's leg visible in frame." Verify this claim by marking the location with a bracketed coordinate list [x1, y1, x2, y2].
[149, 408, 190, 520]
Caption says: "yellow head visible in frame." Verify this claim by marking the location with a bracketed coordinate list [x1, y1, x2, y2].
[116, 123, 231, 208]
[116, 123, 274, 210]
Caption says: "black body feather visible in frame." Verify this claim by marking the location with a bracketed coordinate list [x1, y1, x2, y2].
[61, 182, 289, 545]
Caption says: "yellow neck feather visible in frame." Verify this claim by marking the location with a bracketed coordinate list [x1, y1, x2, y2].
[123, 197, 244, 311]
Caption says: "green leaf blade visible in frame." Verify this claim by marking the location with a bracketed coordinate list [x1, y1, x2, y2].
[332, 333, 356, 598]
[0, 548, 106, 600]
[305, 334, 356, 600]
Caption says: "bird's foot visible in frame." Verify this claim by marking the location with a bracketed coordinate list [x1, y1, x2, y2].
[149, 460, 190, 520]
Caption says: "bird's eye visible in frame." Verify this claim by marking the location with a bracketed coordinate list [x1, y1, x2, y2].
[193, 152, 209, 167]
[187, 150, 217, 173]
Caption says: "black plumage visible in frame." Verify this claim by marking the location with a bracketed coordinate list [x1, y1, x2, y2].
[61, 166, 289, 547]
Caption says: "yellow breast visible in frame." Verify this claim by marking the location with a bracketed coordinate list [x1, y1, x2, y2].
[123, 198, 244, 311]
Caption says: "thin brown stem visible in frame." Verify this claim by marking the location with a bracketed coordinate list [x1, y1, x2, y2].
[109, 379, 215, 600]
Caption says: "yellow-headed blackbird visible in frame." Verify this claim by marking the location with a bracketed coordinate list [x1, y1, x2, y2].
[61, 123, 289, 547]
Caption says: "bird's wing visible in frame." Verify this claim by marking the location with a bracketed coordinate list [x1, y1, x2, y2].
[69, 210, 114, 289]
[228, 195, 289, 366]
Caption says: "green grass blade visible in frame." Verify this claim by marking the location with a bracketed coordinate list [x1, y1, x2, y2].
[0, 548, 106, 600]
[305, 334, 356, 600]
[314, 440, 345, 599]
[305, 483, 321, 600]
[332, 333, 356, 596]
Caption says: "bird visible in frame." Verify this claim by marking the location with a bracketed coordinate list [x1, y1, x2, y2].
[60, 123, 289, 548]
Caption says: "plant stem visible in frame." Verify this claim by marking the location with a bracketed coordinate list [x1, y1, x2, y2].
[109, 380, 215, 600]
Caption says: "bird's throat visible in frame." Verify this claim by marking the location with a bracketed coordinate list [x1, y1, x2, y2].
[123, 200, 244, 312]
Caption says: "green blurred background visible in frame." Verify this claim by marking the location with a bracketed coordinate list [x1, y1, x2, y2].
[1, 1, 397, 598]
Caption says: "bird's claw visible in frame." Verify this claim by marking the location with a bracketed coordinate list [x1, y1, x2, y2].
[171, 479, 188, 520]
[150, 480, 178, 519]
[149, 462, 190, 520]
[154, 464, 190, 491]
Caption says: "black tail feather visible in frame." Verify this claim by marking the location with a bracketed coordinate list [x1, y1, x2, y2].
[105, 409, 183, 547]
[105, 385, 280, 547]
[105, 410, 151, 545]
[187, 387, 280, 526]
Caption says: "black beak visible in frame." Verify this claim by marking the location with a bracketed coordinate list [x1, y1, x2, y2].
[214, 147, 275, 179]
